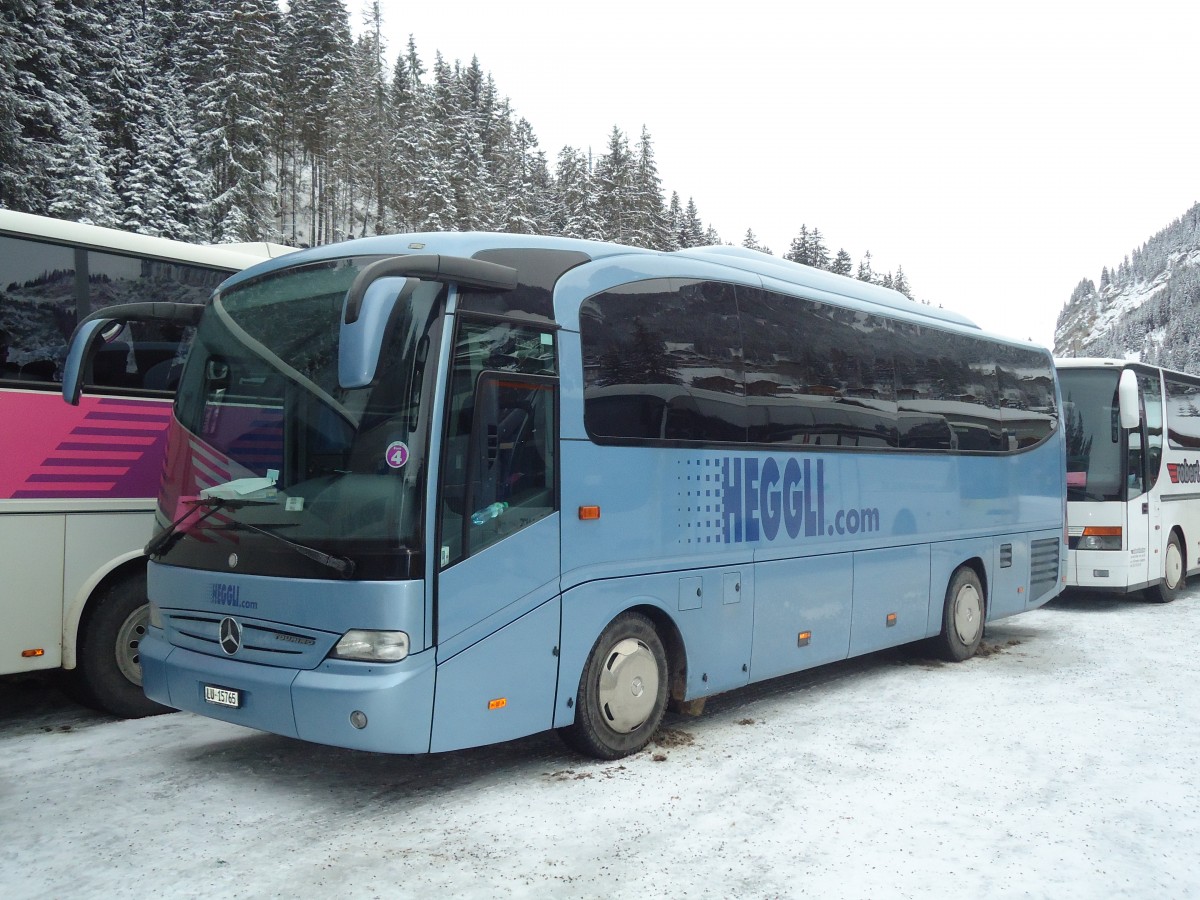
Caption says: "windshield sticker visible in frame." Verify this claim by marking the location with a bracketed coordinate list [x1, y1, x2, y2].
[385, 441, 410, 469]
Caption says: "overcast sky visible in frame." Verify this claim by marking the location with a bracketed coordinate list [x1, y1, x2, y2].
[357, 0, 1198, 349]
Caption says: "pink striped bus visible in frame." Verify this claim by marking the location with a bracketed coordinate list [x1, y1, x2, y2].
[0, 209, 290, 716]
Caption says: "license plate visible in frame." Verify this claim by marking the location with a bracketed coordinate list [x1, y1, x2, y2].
[204, 685, 241, 708]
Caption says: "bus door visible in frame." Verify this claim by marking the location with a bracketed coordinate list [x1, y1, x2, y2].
[1125, 426, 1152, 589]
[1123, 372, 1156, 589]
[1137, 370, 1166, 586]
[430, 320, 562, 751]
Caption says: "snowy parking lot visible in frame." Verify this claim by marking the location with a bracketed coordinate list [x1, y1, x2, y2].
[3, 588, 1200, 899]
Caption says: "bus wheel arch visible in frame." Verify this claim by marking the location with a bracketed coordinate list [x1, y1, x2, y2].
[634, 604, 688, 706]
[66, 562, 168, 718]
[932, 561, 987, 662]
[557, 609, 672, 760]
[1149, 529, 1185, 603]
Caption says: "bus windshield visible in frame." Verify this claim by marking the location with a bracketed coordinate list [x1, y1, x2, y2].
[159, 257, 444, 580]
[1059, 368, 1125, 502]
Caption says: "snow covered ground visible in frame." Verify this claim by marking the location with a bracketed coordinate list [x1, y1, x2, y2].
[3, 588, 1199, 899]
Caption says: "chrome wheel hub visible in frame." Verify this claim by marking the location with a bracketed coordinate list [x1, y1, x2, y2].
[1165, 541, 1183, 590]
[115, 606, 148, 686]
[597, 638, 659, 733]
[953, 583, 983, 646]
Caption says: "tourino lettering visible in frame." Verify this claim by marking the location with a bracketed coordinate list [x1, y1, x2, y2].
[275, 633, 315, 646]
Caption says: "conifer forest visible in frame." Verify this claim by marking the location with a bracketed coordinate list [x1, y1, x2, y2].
[0, 0, 916, 298]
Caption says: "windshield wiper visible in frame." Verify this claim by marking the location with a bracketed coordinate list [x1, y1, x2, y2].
[145, 495, 276, 559]
[218, 519, 356, 578]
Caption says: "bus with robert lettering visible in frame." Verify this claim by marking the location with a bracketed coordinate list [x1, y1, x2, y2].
[1057, 357, 1200, 600]
[64, 233, 1065, 758]
[0, 208, 290, 716]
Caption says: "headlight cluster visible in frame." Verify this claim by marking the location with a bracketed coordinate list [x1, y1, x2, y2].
[1079, 528, 1121, 551]
[331, 629, 409, 662]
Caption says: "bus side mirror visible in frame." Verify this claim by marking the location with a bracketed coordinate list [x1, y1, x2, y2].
[338, 276, 413, 389]
[62, 301, 203, 405]
[338, 255, 517, 390]
[1117, 369, 1140, 431]
[62, 318, 122, 405]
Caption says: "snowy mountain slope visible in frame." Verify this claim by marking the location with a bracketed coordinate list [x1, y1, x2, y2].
[1054, 203, 1200, 368]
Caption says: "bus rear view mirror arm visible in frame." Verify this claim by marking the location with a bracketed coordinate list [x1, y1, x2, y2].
[71, 301, 205, 335]
[62, 302, 203, 405]
[338, 255, 518, 389]
[342, 254, 517, 325]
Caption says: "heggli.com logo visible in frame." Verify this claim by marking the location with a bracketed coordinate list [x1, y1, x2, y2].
[680, 456, 881, 545]
[1166, 459, 1200, 484]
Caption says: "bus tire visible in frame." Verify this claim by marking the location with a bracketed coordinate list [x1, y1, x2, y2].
[933, 566, 985, 662]
[72, 570, 169, 718]
[1148, 532, 1185, 603]
[558, 612, 668, 760]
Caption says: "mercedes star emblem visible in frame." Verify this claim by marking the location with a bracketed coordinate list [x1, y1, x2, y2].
[219, 617, 242, 655]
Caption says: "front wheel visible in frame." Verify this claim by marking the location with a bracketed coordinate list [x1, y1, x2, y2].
[932, 567, 986, 662]
[558, 612, 668, 760]
[69, 571, 169, 718]
[1148, 532, 1185, 603]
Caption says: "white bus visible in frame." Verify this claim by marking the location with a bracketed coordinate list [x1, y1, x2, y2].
[0, 209, 290, 715]
[1057, 357, 1200, 600]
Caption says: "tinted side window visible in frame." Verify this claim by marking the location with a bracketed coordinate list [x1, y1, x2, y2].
[580, 279, 1028, 455]
[895, 325, 1002, 452]
[581, 279, 745, 444]
[740, 289, 897, 448]
[86, 250, 226, 392]
[996, 344, 1058, 449]
[1165, 376, 1200, 450]
[0, 234, 76, 385]
[0, 233, 228, 392]
[893, 323, 953, 450]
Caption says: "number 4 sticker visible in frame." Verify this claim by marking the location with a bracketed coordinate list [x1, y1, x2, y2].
[385, 441, 409, 469]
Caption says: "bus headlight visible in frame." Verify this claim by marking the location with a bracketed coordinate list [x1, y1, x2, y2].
[1079, 527, 1121, 551]
[332, 630, 409, 662]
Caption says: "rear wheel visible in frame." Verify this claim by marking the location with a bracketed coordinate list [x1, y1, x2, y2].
[69, 571, 169, 718]
[558, 612, 668, 760]
[932, 567, 985, 661]
[1148, 532, 1184, 603]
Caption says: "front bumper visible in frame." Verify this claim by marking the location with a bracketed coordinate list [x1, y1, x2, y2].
[142, 629, 437, 753]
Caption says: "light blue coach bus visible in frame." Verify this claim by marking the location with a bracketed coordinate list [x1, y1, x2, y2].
[64, 234, 1065, 759]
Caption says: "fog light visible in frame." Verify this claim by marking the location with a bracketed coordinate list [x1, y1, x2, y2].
[350, 710, 368, 729]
